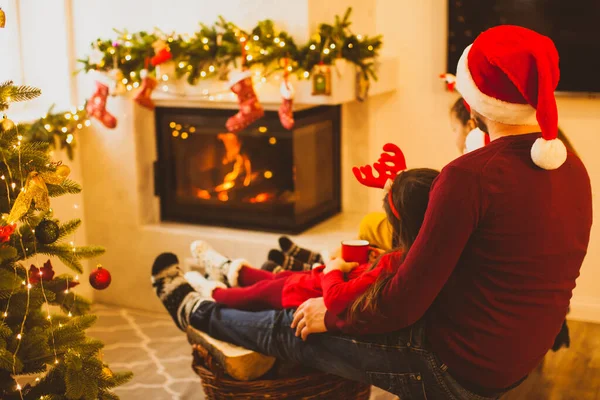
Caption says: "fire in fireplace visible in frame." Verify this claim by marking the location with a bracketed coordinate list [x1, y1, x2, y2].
[154, 106, 341, 233]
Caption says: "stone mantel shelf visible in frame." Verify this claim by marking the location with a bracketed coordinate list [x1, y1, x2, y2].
[151, 58, 398, 111]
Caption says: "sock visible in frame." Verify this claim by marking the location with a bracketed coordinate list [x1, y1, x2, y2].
[151, 253, 209, 331]
[268, 249, 311, 272]
[261, 260, 279, 272]
[278, 236, 323, 265]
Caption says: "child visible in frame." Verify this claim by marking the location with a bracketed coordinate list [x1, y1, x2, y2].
[186, 167, 440, 314]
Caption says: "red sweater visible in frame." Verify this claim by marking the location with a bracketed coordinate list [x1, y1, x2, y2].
[325, 133, 593, 389]
[281, 255, 397, 312]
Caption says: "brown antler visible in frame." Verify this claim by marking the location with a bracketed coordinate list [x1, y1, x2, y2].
[352, 143, 407, 189]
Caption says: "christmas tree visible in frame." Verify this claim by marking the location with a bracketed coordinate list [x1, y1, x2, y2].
[0, 81, 131, 399]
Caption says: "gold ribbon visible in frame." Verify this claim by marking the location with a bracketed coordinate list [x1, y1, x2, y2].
[6, 164, 70, 224]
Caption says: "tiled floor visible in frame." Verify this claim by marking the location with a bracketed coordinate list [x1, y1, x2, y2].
[91, 304, 395, 400]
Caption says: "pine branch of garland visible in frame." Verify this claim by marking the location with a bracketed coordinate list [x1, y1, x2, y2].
[79, 7, 383, 83]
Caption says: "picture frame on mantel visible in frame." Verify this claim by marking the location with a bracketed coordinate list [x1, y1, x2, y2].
[312, 64, 332, 96]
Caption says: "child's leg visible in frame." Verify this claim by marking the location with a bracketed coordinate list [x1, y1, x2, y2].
[238, 265, 297, 286]
[212, 278, 286, 311]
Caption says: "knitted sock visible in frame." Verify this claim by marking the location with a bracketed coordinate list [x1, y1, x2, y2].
[261, 260, 279, 272]
[151, 253, 209, 331]
[184, 271, 227, 298]
[190, 240, 249, 287]
[278, 236, 323, 265]
[268, 249, 311, 272]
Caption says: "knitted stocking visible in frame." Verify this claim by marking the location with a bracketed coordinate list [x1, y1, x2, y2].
[278, 81, 295, 130]
[225, 72, 264, 133]
[86, 81, 117, 129]
[134, 71, 157, 110]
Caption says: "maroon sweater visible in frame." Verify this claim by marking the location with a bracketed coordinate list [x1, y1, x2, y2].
[325, 133, 593, 389]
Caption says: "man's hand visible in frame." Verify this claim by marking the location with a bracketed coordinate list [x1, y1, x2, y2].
[291, 298, 328, 340]
[323, 257, 359, 274]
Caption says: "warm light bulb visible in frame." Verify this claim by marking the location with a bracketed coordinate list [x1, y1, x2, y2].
[348, 43, 354, 49]
[133, 82, 139, 88]
[264, 171, 273, 179]
[77, 123, 83, 129]
[189, 127, 196, 133]
[330, 43, 336, 49]
[0, 175, 4, 180]
[73, 114, 79, 121]
[200, 71, 207, 77]
[357, 34, 363, 40]
[75, 275, 79, 281]
[126, 85, 133, 91]
[68, 312, 72, 317]
[239, 37, 246, 43]
[253, 35, 259, 41]
[109, 48, 116, 54]
[303, 71, 310, 78]
[246, 55, 253, 61]
[368, 45, 374, 51]
[181, 132, 189, 140]
[279, 41, 285, 47]
[47, 315, 51, 320]
[162, 85, 169, 92]
[178, 62, 186, 68]
[208, 65, 215, 72]
[125, 55, 132, 61]
[3, 312, 7, 317]
[16, 333, 22, 340]
[162, 74, 169, 81]
[61, 127, 68, 133]
[202, 37, 209, 44]
[269, 137, 277, 145]
[16, 384, 21, 390]
[27, 283, 32, 289]
[310, 44, 316, 50]
[323, 48, 330, 55]
[84, 120, 91, 127]
[122, 78, 128, 84]
[130, 71, 137, 78]
[274, 37, 280, 44]
[66, 134, 74, 144]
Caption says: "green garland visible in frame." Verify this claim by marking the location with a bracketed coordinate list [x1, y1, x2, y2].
[78, 8, 383, 85]
[0, 81, 88, 160]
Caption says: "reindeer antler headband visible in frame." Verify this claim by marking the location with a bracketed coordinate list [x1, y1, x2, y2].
[352, 143, 407, 219]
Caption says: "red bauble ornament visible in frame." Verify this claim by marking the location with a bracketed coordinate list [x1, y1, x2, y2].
[89, 266, 111, 290]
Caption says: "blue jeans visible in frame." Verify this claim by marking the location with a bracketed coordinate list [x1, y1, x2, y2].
[190, 302, 511, 399]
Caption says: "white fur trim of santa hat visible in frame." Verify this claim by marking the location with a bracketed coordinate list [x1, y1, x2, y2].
[456, 45, 538, 126]
[531, 137, 568, 170]
[464, 127, 487, 154]
[227, 259, 252, 288]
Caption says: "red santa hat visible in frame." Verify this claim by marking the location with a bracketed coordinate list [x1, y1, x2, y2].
[455, 25, 567, 170]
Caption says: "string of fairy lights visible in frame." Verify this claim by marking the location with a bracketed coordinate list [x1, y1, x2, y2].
[0, 116, 86, 396]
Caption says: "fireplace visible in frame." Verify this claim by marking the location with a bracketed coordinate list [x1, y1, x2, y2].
[154, 106, 341, 233]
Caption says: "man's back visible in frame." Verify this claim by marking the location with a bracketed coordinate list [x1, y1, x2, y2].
[428, 132, 593, 388]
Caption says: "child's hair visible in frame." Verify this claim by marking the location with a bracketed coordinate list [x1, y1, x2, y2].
[451, 97, 471, 126]
[349, 168, 440, 321]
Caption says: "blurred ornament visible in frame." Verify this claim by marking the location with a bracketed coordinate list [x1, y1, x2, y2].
[312, 63, 331, 95]
[151, 40, 172, 66]
[109, 69, 126, 96]
[0, 8, 5, 28]
[90, 265, 111, 290]
[355, 69, 370, 102]
[1, 115, 15, 131]
[0, 224, 15, 243]
[35, 220, 60, 244]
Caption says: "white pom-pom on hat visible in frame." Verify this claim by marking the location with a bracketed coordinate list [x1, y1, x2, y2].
[531, 137, 567, 170]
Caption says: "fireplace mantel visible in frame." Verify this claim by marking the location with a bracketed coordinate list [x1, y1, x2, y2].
[151, 58, 398, 111]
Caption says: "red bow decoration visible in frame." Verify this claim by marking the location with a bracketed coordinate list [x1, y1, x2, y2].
[29, 259, 79, 289]
[352, 143, 407, 189]
[439, 73, 456, 92]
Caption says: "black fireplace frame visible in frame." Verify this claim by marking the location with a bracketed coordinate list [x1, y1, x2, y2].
[154, 106, 342, 233]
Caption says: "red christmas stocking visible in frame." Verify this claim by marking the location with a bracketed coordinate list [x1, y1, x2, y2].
[134, 71, 157, 110]
[278, 81, 295, 130]
[226, 72, 264, 133]
[86, 81, 117, 129]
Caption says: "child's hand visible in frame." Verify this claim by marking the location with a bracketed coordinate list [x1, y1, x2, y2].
[324, 257, 359, 274]
[329, 247, 341, 260]
[368, 247, 386, 263]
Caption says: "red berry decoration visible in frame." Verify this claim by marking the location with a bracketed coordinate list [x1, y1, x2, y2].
[89, 265, 111, 290]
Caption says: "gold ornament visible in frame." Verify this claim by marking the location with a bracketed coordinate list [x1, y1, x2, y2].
[0, 8, 5, 28]
[1, 116, 15, 131]
[6, 165, 71, 224]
